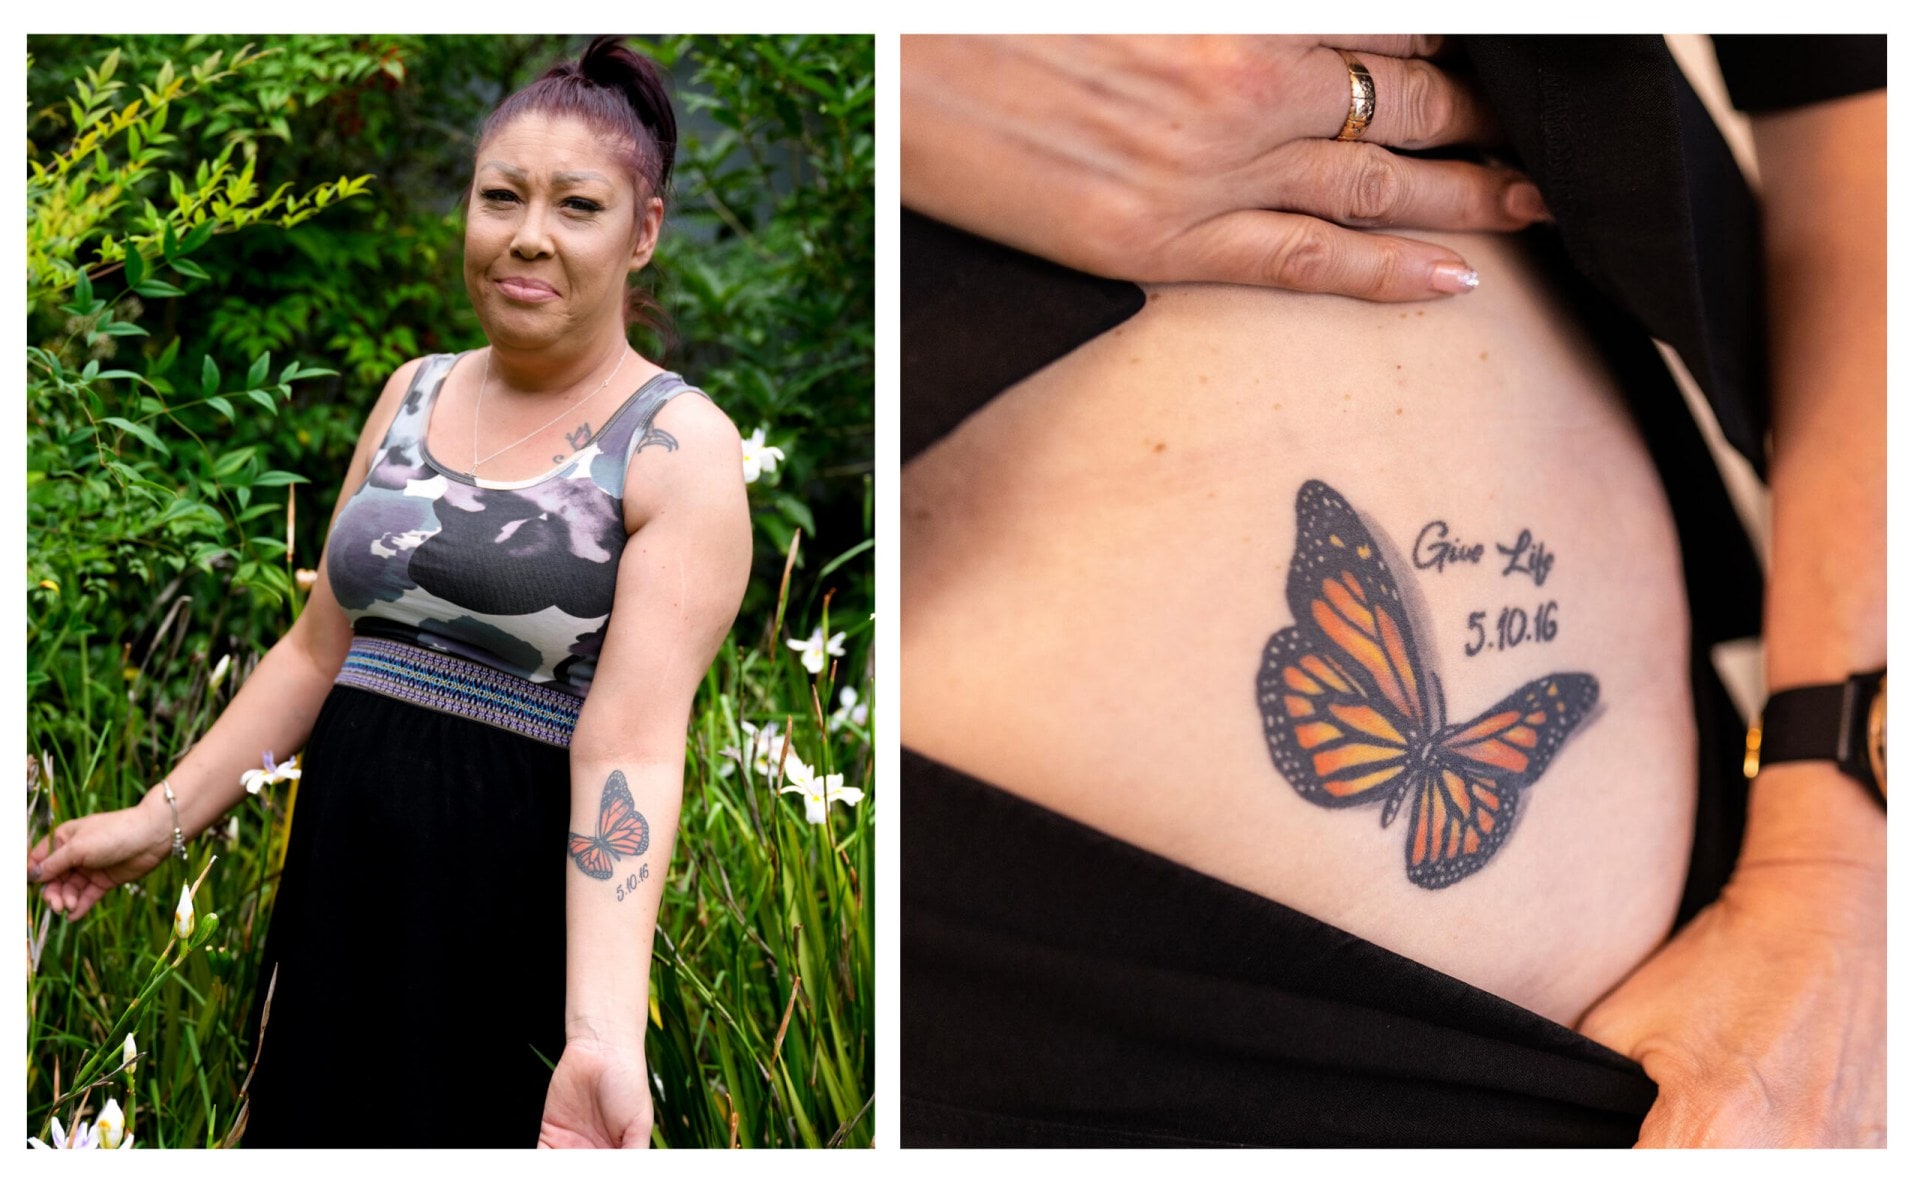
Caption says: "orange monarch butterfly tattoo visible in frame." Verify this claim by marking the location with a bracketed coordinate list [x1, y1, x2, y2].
[567, 770, 650, 881]
[1256, 481, 1598, 889]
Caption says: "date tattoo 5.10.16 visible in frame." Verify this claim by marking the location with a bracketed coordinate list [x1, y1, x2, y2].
[1255, 481, 1598, 889]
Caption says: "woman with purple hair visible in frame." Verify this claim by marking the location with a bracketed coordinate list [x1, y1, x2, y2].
[28, 36, 752, 1148]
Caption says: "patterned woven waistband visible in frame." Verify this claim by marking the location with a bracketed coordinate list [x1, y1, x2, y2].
[335, 636, 581, 748]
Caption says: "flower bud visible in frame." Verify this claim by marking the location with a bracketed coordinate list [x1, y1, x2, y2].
[122, 1033, 137, 1075]
[189, 911, 220, 950]
[173, 884, 194, 941]
[94, 1098, 125, 1149]
[208, 653, 232, 691]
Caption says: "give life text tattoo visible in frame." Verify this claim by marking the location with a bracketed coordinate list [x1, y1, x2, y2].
[1255, 481, 1598, 889]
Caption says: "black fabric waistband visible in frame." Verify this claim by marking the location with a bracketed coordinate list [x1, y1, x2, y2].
[901, 748, 1657, 1147]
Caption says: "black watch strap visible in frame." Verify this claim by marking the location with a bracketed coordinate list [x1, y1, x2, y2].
[1756, 670, 1885, 794]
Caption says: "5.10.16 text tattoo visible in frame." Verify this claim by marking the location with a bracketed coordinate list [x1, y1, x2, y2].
[1255, 481, 1599, 889]
[613, 864, 650, 903]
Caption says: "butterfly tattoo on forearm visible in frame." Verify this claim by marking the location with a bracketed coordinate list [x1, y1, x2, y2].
[1256, 481, 1598, 889]
[567, 770, 650, 881]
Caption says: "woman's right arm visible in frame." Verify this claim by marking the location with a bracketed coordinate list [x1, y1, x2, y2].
[27, 358, 426, 917]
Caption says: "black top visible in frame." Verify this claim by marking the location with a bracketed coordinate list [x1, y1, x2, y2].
[1460, 35, 1883, 474]
[902, 36, 1883, 1148]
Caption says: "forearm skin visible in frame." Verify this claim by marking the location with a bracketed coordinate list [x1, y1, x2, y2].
[136, 620, 349, 848]
[1745, 89, 1885, 864]
[562, 755, 684, 1051]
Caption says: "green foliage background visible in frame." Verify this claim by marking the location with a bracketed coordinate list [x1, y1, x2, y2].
[26, 34, 873, 1148]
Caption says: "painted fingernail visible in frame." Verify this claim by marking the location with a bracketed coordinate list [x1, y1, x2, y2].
[1505, 181, 1548, 222]
[29, 864, 40, 881]
[1430, 262, 1480, 293]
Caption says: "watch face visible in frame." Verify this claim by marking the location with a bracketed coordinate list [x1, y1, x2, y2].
[1868, 675, 1887, 797]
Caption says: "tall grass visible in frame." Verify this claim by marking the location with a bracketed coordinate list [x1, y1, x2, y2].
[24, 539, 873, 1149]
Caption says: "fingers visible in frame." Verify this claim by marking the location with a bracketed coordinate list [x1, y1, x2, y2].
[1246, 141, 1547, 232]
[32, 825, 96, 917]
[1168, 210, 1483, 301]
[46, 873, 75, 916]
[1320, 35, 1446, 59]
[50, 871, 83, 915]
[32, 832, 79, 886]
[1574, 989, 1645, 1064]
[44, 869, 113, 920]
[1324, 50, 1502, 149]
[69, 876, 111, 920]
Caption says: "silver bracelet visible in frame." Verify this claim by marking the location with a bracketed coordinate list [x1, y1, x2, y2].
[159, 779, 188, 861]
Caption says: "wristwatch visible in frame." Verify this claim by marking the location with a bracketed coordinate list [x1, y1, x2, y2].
[1746, 668, 1887, 805]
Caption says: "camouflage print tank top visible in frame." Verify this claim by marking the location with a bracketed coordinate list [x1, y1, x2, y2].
[325, 352, 706, 698]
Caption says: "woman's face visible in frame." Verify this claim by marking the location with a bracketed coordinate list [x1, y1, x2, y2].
[463, 113, 664, 353]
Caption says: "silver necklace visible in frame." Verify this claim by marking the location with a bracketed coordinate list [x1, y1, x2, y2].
[469, 340, 628, 476]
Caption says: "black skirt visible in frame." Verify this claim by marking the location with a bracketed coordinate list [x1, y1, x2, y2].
[241, 681, 572, 1148]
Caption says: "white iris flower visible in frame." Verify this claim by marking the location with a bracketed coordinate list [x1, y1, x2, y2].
[28, 1115, 92, 1149]
[780, 755, 863, 825]
[28, 1110, 133, 1149]
[240, 751, 301, 795]
[828, 688, 868, 732]
[741, 427, 786, 484]
[93, 1098, 126, 1149]
[173, 884, 195, 941]
[785, 627, 846, 676]
[720, 720, 790, 782]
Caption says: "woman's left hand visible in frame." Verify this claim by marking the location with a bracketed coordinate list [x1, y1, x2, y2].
[537, 1038, 653, 1148]
[1577, 845, 1885, 1147]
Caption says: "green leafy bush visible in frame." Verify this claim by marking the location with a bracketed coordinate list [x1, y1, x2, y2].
[28, 39, 381, 760]
[642, 35, 876, 622]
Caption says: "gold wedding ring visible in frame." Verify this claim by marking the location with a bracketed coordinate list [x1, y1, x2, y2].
[1333, 50, 1376, 142]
